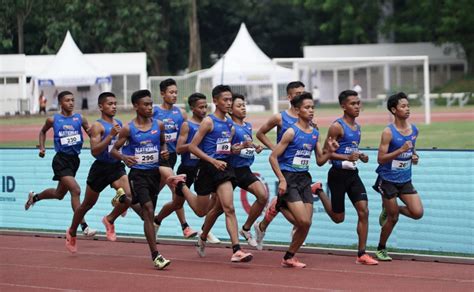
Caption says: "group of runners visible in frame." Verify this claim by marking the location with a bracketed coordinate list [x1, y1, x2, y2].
[24, 79, 424, 269]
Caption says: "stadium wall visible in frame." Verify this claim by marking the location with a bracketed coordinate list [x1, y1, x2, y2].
[0, 149, 472, 255]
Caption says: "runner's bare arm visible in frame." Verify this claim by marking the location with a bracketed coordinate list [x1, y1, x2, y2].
[38, 117, 54, 157]
[110, 124, 136, 167]
[256, 113, 281, 150]
[377, 127, 412, 164]
[176, 121, 189, 154]
[81, 115, 92, 137]
[315, 136, 339, 166]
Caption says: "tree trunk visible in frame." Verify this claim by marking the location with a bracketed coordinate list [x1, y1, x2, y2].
[188, 0, 201, 72]
[17, 14, 24, 53]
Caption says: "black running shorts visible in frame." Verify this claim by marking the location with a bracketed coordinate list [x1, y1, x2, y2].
[232, 166, 259, 191]
[129, 168, 161, 207]
[327, 167, 367, 213]
[277, 171, 313, 210]
[52, 152, 80, 181]
[86, 160, 127, 193]
[194, 159, 235, 196]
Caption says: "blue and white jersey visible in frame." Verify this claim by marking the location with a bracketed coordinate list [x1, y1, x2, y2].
[53, 113, 83, 155]
[94, 118, 122, 163]
[152, 105, 184, 153]
[331, 118, 361, 170]
[276, 110, 298, 143]
[376, 124, 418, 183]
[200, 114, 233, 160]
[278, 124, 319, 173]
[123, 119, 161, 170]
[230, 121, 254, 168]
[180, 120, 200, 167]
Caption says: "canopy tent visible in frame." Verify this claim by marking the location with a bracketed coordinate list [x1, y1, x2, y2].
[30, 31, 111, 112]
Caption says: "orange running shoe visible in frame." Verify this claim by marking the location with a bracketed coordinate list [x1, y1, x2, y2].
[281, 257, 306, 268]
[183, 226, 198, 238]
[65, 228, 77, 253]
[102, 216, 117, 242]
[231, 250, 253, 262]
[356, 253, 379, 265]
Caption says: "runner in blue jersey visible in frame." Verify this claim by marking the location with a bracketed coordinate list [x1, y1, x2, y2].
[110, 89, 171, 270]
[254, 81, 323, 248]
[317, 90, 378, 265]
[25, 91, 97, 237]
[269, 92, 338, 268]
[65, 92, 133, 253]
[374, 92, 423, 262]
[188, 85, 253, 263]
[153, 92, 220, 243]
[152, 78, 197, 239]
[229, 94, 267, 248]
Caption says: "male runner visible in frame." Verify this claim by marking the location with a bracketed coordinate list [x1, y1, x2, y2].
[154, 92, 220, 243]
[152, 78, 197, 238]
[25, 90, 96, 237]
[110, 89, 171, 270]
[189, 85, 253, 262]
[65, 92, 132, 253]
[374, 92, 424, 261]
[317, 90, 378, 265]
[269, 92, 337, 268]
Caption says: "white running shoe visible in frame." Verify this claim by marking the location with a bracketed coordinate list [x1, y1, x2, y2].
[239, 228, 257, 247]
[82, 226, 97, 237]
[253, 221, 265, 251]
[196, 232, 206, 257]
[206, 231, 221, 244]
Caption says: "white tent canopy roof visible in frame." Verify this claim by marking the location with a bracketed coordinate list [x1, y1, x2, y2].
[35, 31, 111, 87]
[199, 23, 292, 85]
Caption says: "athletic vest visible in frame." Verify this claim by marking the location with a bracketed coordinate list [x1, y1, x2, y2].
[230, 121, 255, 168]
[180, 120, 200, 167]
[331, 118, 361, 170]
[279, 124, 319, 172]
[376, 124, 418, 183]
[276, 110, 298, 143]
[152, 105, 184, 153]
[124, 119, 161, 170]
[53, 113, 83, 155]
[200, 114, 233, 160]
[94, 118, 122, 163]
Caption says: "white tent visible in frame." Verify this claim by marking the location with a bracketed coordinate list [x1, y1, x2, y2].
[30, 31, 112, 112]
[198, 23, 292, 85]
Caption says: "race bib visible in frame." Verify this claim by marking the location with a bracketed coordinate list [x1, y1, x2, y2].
[216, 138, 231, 154]
[292, 156, 310, 169]
[239, 147, 255, 158]
[391, 159, 411, 170]
[165, 132, 177, 143]
[135, 152, 159, 164]
[60, 134, 81, 146]
[342, 160, 357, 170]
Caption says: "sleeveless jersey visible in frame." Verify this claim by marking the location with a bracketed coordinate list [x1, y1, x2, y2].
[200, 114, 233, 160]
[230, 121, 255, 168]
[331, 118, 361, 170]
[376, 124, 418, 183]
[279, 124, 319, 172]
[152, 105, 184, 153]
[123, 119, 161, 170]
[180, 120, 200, 167]
[94, 118, 123, 163]
[53, 113, 83, 155]
[276, 110, 298, 143]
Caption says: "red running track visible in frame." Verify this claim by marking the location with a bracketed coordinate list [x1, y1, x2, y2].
[0, 235, 472, 291]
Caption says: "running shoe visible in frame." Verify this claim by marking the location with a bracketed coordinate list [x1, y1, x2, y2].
[82, 226, 97, 237]
[253, 221, 265, 250]
[239, 228, 257, 247]
[111, 188, 126, 207]
[65, 228, 77, 253]
[231, 250, 253, 262]
[356, 254, 379, 265]
[206, 231, 221, 244]
[183, 226, 198, 238]
[102, 216, 117, 241]
[281, 257, 306, 268]
[25, 191, 35, 210]
[311, 182, 323, 195]
[196, 232, 206, 257]
[153, 254, 171, 270]
[375, 249, 392, 261]
[379, 207, 388, 227]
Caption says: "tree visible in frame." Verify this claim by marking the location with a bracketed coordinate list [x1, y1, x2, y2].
[188, 0, 201, 72]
